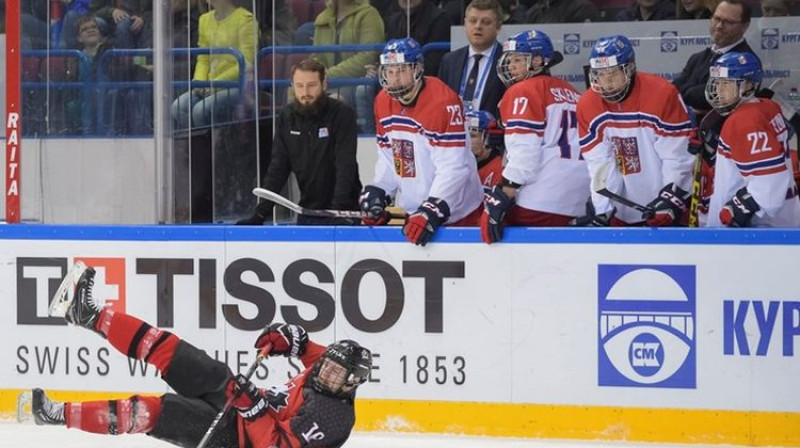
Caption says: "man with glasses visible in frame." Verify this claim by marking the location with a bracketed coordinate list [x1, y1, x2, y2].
[672, 0, 758, 116]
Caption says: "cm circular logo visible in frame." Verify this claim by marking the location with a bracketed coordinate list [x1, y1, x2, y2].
[628, 332, 664, 377]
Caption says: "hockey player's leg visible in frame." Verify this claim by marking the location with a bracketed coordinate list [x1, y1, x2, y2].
[160, 340, 234, 411]
[32, 388, 162, 435]
[52, 263, 181, 376]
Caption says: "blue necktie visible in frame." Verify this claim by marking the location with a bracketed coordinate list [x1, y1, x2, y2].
[463, 54, 483, 102]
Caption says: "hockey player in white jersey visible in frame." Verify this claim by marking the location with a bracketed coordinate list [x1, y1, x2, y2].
[704, 52, 800, 227]
[480, 30, 590, 244]
[360, 37, 484, 246]
[577, 35, 697, 226]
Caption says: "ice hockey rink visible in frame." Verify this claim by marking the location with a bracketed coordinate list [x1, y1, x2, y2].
[1, 421, 784, 448]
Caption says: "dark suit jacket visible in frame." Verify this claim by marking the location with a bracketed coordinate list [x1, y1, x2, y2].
[437, 42, 506, 118]
[672, 39, 758, 113]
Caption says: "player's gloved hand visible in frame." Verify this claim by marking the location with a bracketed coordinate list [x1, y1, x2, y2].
[480, 185, 514, 244]
[645, 183, 690, 227]
[225, 374, 269, 421]
[570, 198, 614, 227]
[402, 197, 450, 247]
[720, 187, 760, 227]
[699, 109, 725, 159]
[254, 323, 308, 357]
[359, 185, 391, 226]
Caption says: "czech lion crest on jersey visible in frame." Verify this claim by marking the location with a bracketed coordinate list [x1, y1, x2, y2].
[610, 136, 642, 175]
[391, 138, 417, 177]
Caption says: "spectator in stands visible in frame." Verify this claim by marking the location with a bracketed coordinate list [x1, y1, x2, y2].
[761, 0, 792, 15]
[385, 0, 452, 76]
[171, 0, 257, 129]
[172, 0, 199, 52]
[676, 0, 715, 18]
[61, 0, 91, 49]
[312, 0, 384, 133]
[672, 0, 757, 115]
[526, 0, 600, 22]
[237, 59, 362, 225]
[312, 0, 384, 79]
[63, 15, 143, 134]
[371, 0, 400, 22]
[616, 0, 676, 20]
[249, 0, 295, 47]
[438, 0, 506, 118]
[439, 0, 470, 25]
[20, 0, 49, 49]
[89, 0, 152, 49]
[497, 0, 529, 22]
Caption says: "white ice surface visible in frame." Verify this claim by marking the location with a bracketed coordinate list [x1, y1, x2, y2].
[0, 421, 776, 448]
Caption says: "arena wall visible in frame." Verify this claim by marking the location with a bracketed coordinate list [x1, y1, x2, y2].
[0, 225, 798, 445]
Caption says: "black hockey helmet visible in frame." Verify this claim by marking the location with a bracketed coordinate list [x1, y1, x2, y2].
[311, 340, 372, 398]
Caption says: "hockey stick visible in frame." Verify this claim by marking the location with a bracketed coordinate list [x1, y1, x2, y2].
[196, 342, 272, 448]
[253, 188, 405, 220]
[688, 148, 703, 228]
[592, 162, 655, 219]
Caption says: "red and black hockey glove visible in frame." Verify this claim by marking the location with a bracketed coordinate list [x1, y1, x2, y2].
[720, 187, 760, 227]
[645, 183, 690, 227]
[359, 185, 391, 226]
[254, 323, 308, 357]
[225, 374, 269, 421]
[403, 197, 450, 246]
[480, 185, 514, 244]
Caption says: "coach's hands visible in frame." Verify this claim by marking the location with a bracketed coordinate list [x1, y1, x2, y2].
[254, 323, 308, 357]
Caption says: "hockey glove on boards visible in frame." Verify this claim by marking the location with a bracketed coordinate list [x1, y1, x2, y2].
[720, 187, 761, 227]
[359, 185, 392, 226]
[225, 374, 269, 421]
[570, 198, 614, 227]
[645, 183, 691, 226]
[254, 323, 308, 357]
[480, 185, 514, 244]
[403, 197, 450, 246]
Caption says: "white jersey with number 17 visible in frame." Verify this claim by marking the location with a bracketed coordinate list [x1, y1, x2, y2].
[499, 75, 590, 217]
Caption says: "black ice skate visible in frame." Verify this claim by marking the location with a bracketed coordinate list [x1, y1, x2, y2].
[31, 388, 65, 426]
[50, 261, 103, 331]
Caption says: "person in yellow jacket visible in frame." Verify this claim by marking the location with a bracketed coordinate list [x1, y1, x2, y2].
[312, 0, 385, 132]
[312, 0, 385, 79]
[171, 0, 257, 128]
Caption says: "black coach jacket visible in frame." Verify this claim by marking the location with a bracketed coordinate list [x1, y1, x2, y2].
[261, 95, 362, 219]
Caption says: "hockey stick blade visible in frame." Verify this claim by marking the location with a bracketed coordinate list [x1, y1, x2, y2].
[253, 188, 405, 220]
[592, 163, 655, 219]
[196, 343, 272, 448]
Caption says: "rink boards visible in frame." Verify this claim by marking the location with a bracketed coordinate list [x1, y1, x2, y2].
[0, 225, 798, 446]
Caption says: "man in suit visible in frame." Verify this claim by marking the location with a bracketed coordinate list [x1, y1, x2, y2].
[672, 0, 758, 116]
[437, 0, 506, 118]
